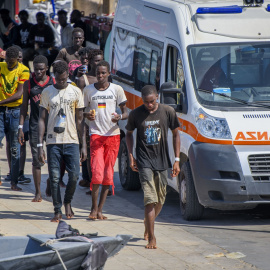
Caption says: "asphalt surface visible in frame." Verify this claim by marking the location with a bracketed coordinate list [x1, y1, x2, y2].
[0, 144, 269, 269]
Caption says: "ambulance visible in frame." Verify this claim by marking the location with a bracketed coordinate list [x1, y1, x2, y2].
[109, 0, 270, 220]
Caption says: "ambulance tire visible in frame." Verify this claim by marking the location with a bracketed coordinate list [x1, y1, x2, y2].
[118, 138, 141, 191]
[179, 162, 204, 221]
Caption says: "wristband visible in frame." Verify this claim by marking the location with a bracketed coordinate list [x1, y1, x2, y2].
[175, 157, 180, 162]
[119, 114, 122, 120]
[18, 125, 23, 129]
[37, 143, 43, 147]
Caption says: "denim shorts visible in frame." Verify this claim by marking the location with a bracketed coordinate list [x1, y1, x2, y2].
[138, 168, 167, 206]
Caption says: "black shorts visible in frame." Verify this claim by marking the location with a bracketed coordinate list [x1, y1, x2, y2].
[29, 130, 45, 168]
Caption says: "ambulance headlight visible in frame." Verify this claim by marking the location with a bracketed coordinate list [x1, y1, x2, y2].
[195, 109, 232, 139]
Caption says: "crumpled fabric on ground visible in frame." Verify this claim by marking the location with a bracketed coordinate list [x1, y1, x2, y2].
[55, 220, 108, 270]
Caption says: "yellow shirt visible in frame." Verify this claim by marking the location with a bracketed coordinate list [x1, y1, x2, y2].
[0, 62, 30, 107]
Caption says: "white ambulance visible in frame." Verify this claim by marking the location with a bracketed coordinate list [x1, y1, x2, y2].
[109, 0, 270, 220]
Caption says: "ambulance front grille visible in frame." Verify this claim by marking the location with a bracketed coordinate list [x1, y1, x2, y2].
[243, 114, 270, 119]
[248, 154, 270, 180]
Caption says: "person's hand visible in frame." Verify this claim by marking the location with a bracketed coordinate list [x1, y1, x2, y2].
[18, 129, 25, 146]
[77, 66, 86, 77]
[83, 110, 95, 121]
[80, 145, 87, 162]
[111, 113, 121, 123]
[171, 161, 180, 177]
[0, 50, 6, 59]
[129, 153, 138, 172]
[4, 22, 14, 36]
[38, 147, 46, 164]
[34, 43, 39, 50]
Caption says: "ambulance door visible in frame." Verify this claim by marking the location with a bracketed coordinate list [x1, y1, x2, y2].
[164, 40, 184, 191]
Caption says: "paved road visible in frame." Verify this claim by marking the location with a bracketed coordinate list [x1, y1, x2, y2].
[0, 145, 269, 269]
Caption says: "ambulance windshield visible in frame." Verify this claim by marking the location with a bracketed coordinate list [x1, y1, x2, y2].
[188, 43, 270, 109]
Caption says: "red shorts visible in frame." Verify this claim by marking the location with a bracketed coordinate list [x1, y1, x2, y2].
[90, 134, 120, 194]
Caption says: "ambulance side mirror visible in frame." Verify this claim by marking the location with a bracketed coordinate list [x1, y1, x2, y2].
[159, 82, 183, 113]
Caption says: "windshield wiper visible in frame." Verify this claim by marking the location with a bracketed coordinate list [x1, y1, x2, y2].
[197, 88, 270, 110]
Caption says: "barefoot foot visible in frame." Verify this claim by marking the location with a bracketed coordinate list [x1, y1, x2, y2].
[11, 184, 22, 191]
[32, 194, 42, 202]
[145, 236, 157, 249]
[64, 203, 74, 219]
[97, 212, 108, 220]
[89, 209, 97, 220]
[50, 213, 62, 222]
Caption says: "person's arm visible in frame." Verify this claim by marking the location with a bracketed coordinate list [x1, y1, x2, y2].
[126, 130, 138, 172]
[0, 83, 24, 105]
[77, 76, 86, 91]
[38, 106, 48, 164]
[18, 81, 30, 145]
[54, 48, 65, 61]
[171, 128, 180, 177]
[76, 108, 87, 162]
[67, 26, 73, 47]
[4, 24, 18, 47]
[111, 102, 128, 123]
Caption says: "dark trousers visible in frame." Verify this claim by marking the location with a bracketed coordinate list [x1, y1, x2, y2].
[0, 107, 20, 185]
[47, 143, 80, 214]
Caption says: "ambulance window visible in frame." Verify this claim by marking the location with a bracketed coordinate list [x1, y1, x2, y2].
[135, 36, 163, 91]
[112, 28, 136, 81]
[165, 46, 180, 83]
[149, 51, 158, 85]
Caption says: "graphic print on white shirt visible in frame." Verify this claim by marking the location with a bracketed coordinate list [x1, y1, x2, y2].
[83, 83, 127, 136]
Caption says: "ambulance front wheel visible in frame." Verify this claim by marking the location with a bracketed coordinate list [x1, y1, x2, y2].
[179, 162, 204, 221]
[118, 138, 141, 191]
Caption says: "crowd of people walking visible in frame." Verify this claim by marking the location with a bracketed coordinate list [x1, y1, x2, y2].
[0, 7, 181, 249]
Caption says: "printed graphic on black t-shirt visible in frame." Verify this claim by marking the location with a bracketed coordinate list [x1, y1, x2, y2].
[144, 120, 161, 145]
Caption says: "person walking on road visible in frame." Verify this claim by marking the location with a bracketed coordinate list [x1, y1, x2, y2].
[38, 60, 86, 222]
[0, 46, 30, 191]
[18, 55, 55, 202]
[83, 60, 127, 220]
[54, 27, 84, 78]
[126, 85, 181, 249]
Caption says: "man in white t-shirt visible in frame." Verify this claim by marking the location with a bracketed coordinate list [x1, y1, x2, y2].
[83, 60, 127, 220]
[38, 60, 86, 222]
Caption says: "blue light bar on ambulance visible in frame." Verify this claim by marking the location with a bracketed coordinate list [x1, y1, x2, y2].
[196, 6, 243, 14]
[267, 4, 270, 11]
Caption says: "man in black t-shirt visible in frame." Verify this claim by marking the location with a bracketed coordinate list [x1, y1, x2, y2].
[126, 85, 180, 249]
[17, 10, 34, 67]
[18, 55, 54, 203]
[28, 12, 54, 55]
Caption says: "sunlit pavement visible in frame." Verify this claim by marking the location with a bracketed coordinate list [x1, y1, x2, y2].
[0, 144, 259, 270]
